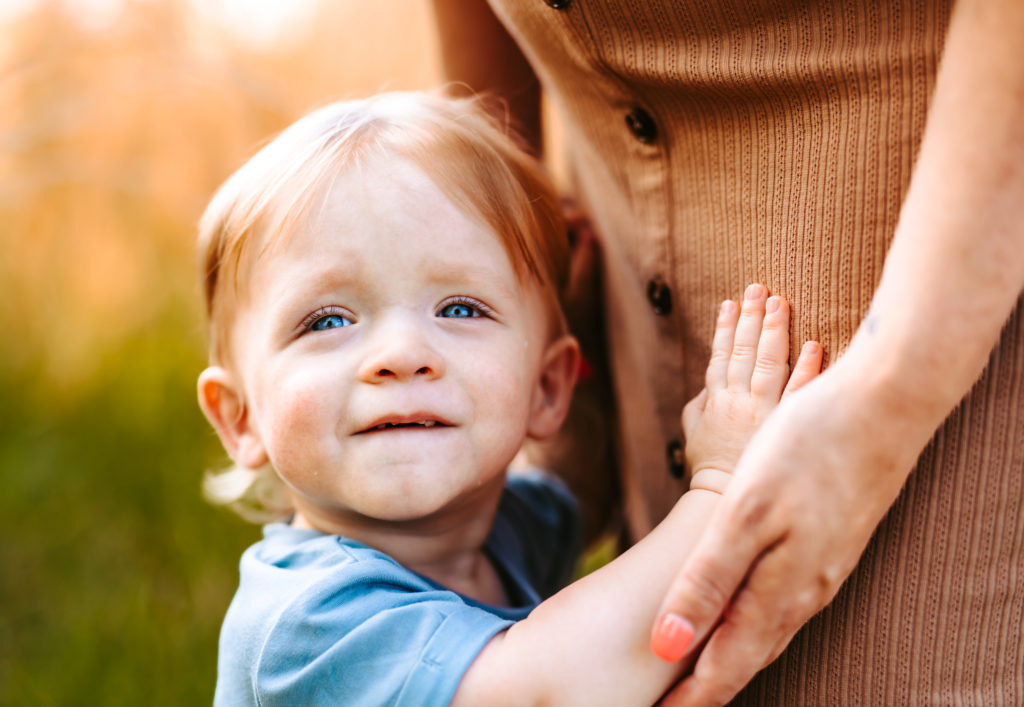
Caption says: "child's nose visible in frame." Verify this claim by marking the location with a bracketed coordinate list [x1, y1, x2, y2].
[357, 314, 445, 383]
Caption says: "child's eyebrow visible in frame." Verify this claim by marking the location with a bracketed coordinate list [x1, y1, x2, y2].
[267, 262, 358, 301]
[424, 261, 519, 299]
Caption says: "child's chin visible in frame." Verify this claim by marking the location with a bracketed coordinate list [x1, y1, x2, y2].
[362, 498, 452, 524]
[350, 481, 454, 520]
[361, 482, 489, 525]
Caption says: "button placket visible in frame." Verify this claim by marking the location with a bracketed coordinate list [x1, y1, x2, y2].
[647, 277, 672, 315]
[666, 439, 686, 479]
[625, 106, 657, 144]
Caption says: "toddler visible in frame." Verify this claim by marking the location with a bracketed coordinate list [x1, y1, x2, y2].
[196, 92, 822, 706]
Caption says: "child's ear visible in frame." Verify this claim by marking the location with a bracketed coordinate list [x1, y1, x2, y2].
[526, 335, 581, 441]
[197, 366, 268, 469]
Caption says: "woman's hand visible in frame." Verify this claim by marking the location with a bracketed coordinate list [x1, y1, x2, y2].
[654, 356, 921, 706]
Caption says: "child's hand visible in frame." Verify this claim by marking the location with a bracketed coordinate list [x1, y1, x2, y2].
[683, 284, 823, 495]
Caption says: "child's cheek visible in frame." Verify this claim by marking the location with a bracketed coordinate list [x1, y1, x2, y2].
[265, 381, 337, 473]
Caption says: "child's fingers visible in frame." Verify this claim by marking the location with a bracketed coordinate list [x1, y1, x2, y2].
[748, 296, 791, 401]
[681, 388, 708, 440]
[726, 284, 768, 392]
[705, 300, 739, 391]
[782, 341, 824, 398]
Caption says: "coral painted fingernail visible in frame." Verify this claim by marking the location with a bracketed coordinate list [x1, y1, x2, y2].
[651, 614, 694, 662]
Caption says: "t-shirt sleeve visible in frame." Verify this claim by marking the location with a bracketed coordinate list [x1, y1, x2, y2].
[252, 556, 513, 707]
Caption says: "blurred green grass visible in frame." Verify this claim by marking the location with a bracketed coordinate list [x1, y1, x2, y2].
[0, 301, 260, 704]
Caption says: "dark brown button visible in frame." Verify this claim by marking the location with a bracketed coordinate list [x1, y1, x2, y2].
[647, 277, 672, 315]
[667, 439, 686, 479]
[545, 0, 570, 9]
[625, 107, 657, 143]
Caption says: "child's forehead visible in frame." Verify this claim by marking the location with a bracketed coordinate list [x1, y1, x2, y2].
[225, 160, 553, 332]
[253, 156, 523, 275]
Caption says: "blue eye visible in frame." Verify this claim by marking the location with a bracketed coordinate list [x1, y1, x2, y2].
[310, 313, 352, 331]
[439, 302, 478, 318]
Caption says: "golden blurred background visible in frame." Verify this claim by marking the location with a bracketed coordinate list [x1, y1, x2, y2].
[0, 1, 443, 701]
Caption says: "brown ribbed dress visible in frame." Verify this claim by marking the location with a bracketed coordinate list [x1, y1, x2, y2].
[488, 0, 1024, 702]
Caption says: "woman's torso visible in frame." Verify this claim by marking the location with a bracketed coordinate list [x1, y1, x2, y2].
[488, 0, 1024, 701]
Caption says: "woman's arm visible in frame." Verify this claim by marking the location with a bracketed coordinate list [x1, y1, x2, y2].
[431, 0, 541, 154]
[453, 289, 822, 705]
[654, 1, 1024, 703]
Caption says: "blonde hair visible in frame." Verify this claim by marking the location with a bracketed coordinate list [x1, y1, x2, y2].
[198, 91, 570, 522]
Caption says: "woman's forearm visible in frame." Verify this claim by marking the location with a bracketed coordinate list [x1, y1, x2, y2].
[842, 0, 1024, 431]
[432, 0, 542, 154]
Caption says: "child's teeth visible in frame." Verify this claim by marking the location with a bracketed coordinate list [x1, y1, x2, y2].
[371, 420, 439, 430]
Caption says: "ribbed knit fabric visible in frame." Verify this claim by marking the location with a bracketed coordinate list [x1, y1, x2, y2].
[489, 0, 1024, 702]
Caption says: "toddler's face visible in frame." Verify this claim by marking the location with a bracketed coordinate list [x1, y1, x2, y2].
[225, 158, 558, 529]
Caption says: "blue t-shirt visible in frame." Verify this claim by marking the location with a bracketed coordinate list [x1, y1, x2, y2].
[214, 469, 581, 706]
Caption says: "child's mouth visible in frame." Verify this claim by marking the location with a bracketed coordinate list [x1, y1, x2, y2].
[370, 420, 440, 431]
[358, 417, 453, 434]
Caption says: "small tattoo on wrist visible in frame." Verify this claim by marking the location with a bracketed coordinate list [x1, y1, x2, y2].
[865, 312, 879, 334]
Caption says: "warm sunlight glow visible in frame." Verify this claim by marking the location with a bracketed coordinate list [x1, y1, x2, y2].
[0, 0, 440, 392]
[62, 0, 126, 32]
[187, 0, 320, 48]
[0, 0, 36, 24]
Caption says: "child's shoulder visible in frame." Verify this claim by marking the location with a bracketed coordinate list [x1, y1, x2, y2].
[215, 523, 517, 706]
[213, 474, 580, 705]
[234, 522, 455, 621]
[248, 521, 382, 571]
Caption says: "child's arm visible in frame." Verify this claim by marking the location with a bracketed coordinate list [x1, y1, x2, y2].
[453, 287, 822, 706]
